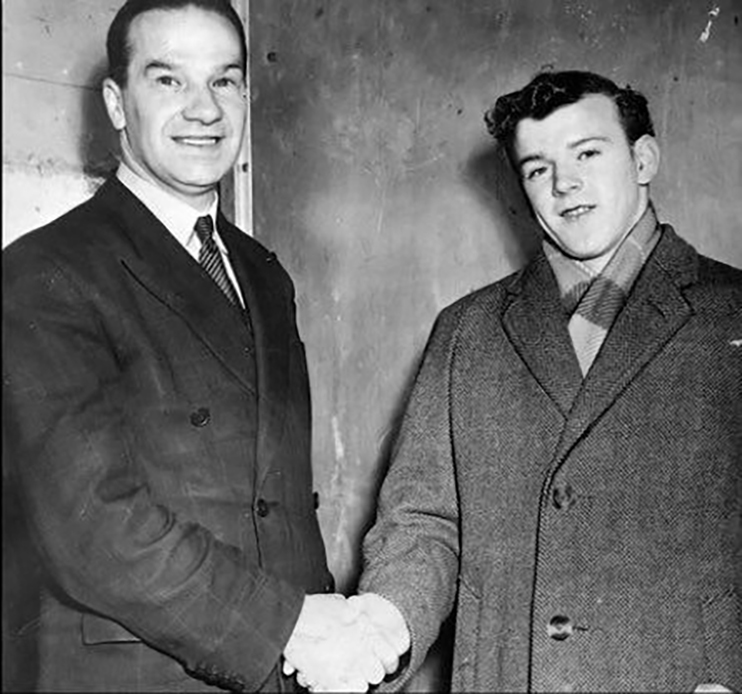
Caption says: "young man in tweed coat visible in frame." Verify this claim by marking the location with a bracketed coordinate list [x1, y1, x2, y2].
[355, 71, 741, 692]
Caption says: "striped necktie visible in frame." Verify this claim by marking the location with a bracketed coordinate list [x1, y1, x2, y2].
[194, 215, 241, 306]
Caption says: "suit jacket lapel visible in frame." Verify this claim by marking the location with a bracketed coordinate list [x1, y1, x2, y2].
[99, 179, 257, 394]
[555, 227, 697, 461]
[503, 254, 583, 415]
[218, 218, 290, 480]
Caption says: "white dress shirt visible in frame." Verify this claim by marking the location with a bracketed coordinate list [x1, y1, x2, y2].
[116, 163, 245, 307]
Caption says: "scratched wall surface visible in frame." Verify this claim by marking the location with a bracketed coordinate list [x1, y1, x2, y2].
[249, 0, 741, 689]
[1, 0, 122, 247]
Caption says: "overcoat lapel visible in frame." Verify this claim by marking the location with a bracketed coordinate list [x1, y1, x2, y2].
[553, 227, 697, 464]
[100, 179, 257, 394]
[502, 254, 583, 415]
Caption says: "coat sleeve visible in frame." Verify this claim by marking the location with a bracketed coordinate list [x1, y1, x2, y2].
[1, 244, 304, 692]
[358, 303, 464, 688]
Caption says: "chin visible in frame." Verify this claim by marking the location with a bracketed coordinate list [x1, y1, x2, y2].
[552, 242, 603, 263]
[177, 170, 228, 188]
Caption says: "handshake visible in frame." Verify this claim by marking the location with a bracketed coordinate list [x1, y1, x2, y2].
[283, 592, 411, 692]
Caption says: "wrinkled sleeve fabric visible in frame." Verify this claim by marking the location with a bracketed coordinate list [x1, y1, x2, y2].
[359, 305, 464, 689]
[2, 244, 303, 691]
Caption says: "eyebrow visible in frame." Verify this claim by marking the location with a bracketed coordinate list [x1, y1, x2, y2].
[143, 60, 175, 73]
[143, 60, 244, 74]
[517, 153, 545, 169]
[517, 135, 611, 169]
[569, 135, 611, 149]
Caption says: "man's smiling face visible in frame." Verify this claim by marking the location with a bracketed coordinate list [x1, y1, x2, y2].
[514, 93, 659, 271]
[103, 6, 247, 209]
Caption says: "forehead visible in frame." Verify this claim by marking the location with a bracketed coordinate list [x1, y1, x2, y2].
[514, 94, 625, 156]
[127, 6, 243, 66]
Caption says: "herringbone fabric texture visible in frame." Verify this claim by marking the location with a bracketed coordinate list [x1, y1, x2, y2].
[195, 215, 241, 306]
[545, 205, 661, 375]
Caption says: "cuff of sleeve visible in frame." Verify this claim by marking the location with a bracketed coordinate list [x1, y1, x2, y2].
[184, 573, 305, 692]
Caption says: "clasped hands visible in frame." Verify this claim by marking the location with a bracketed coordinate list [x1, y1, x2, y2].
[283, 592, 410, 692]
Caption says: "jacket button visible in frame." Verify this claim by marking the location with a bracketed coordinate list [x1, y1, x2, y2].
[548, 615, 573, 640]
[313, 491, 320, 510]
[190, 407, 210, 427]
[256, 499, 270, 517]
[552, 482, 576, 510]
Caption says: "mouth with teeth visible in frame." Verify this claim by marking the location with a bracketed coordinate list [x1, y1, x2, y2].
[173, 135, 223, 147]
[560, 204, 595, 219]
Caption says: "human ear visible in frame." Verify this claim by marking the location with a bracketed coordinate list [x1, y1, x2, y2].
[102, 77, 127, 131]
[633, 134, 660, 185]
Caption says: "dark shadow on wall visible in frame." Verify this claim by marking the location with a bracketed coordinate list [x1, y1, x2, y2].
[463, 141, 542, 269]
[80, 61, 121, 185]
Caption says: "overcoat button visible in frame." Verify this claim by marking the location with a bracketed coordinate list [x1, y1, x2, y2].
[313, 491, 320, 509]
[552, 482, 576, 510]
[190, 407, 210, 427]
[256, 499, 270, 517]
[548, 615, 573, 640]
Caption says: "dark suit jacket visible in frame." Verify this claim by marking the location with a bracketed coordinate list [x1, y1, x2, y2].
[360, 225, 742, 692]
[2, 177, 333, 692]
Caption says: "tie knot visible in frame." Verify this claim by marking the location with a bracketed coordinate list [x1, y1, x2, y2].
[194, 215, 215, 243]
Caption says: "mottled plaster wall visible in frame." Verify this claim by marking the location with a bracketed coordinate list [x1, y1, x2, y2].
[2, 0, 122, 247]
[249, 0, 741, 687]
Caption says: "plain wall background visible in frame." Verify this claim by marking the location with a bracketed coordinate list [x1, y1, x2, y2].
[249, 0, 742, 579]
[3, 0, 741, 690]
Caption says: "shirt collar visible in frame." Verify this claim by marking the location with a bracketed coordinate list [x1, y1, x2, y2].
[116, 162, 226, 255]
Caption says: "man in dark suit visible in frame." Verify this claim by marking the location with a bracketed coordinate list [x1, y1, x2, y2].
[351, 71, 741, 692]
[2, 1, 399, 691]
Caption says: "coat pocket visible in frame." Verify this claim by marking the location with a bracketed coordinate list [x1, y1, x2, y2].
[81, 612, 141, 645]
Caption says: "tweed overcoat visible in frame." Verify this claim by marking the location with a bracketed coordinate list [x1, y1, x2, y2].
[2, 177, 333, 692]
[360, 225, 742, 692]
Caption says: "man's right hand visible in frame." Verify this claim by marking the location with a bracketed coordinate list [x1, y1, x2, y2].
[283, 593, 400, 692]
[348, 592, 411, 674]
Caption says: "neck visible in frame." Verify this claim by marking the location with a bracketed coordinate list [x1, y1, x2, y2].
[119, 140, 216, 214]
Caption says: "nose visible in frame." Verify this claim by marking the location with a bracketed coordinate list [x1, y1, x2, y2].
[182, 85, 222, 124]
[552, 164, 582, 196]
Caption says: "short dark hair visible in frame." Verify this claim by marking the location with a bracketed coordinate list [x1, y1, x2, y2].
[107, 0, 247, 87]
[485, 70, 655, 159]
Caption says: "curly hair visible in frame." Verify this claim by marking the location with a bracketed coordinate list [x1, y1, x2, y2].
[485, 70, 654, 158]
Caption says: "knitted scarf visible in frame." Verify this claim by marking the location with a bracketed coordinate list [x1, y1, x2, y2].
[544, 204, 661, 376]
